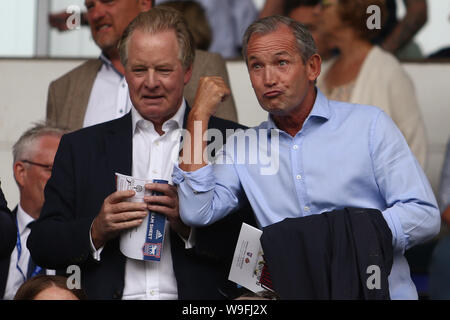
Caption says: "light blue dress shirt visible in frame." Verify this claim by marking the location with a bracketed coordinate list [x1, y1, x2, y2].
[173, 89, 440, 299]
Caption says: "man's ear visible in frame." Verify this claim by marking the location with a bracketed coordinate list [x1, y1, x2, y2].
[306, 53, 322, 82]
[184, 64, 193, 85]
[139, 0, 153, 12]
[13, 162, 26, 189]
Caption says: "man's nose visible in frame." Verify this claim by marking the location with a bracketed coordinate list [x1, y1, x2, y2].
[263, 66, 277, 87]
[144, 70, 160, 89]
[88, 3, 107, 22]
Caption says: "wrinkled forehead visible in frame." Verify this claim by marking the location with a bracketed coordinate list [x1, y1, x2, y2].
[247, 26, 300, 59]
[128, 28, 181, 57]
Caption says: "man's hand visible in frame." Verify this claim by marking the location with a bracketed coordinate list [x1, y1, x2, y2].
[191, 76, 231, 118]
[48, 11, 89, 31]
[91, 190, 148, 249]
[144, 183, 190, 239]
[381, 0, 427, 54]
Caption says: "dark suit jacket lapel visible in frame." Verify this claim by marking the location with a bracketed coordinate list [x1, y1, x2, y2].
[183, 104, 191, 129]
[104, 112, 133, 180]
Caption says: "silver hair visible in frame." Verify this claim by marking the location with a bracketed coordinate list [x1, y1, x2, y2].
[12, 122, 66, 164]
[118, 6, 195, 69]
[242, 15, 317, 64]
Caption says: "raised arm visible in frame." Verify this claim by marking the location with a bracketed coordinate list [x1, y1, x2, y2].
[179, 76, 231, 172]
[174, 77, 245, 227]
[381, 0, 427, 54]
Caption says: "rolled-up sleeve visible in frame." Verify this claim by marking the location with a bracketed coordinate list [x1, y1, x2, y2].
[173, 157, 243, 227]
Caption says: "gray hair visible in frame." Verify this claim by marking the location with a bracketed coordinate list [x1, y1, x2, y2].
[242, 15, 317, 64]
[13, 122, 66, 164]
[118, 6, 196, 69]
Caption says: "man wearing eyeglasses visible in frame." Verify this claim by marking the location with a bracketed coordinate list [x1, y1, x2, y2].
[0, 123, 65, 300]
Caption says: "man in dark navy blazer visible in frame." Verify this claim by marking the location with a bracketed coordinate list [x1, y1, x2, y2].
[28, 7, 252, 300]
[0, 184, 15, 299]
[0, 184, 15, 259]
[0, 204, 16, 300]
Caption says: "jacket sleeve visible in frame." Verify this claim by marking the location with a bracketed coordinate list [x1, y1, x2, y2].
[0, 187, 16, 259]
[27, 134, 94, 269]
[206, 52, 238, 122]
[46, 80, 58, 127]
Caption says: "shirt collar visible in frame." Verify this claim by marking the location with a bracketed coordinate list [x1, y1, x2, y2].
[99, 53, 123, 78]
[267, 87, 331, 130]
[17, 204, 35, 236]
[131, 99, 186, 135]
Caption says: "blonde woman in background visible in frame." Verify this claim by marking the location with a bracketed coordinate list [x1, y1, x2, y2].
[317, 0, 428, 168]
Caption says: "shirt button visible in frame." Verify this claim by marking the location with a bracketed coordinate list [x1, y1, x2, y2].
[152, 169, 158, 174]
[150, 290, 155, 296]
[155, 141, 159, 146]
[296, 174, 302, 180]
[304, 206, 310, 212]
[119, 109, 123, 113]
[293, 145, 298, 150]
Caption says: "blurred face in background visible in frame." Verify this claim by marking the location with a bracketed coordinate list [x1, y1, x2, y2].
[319, 0, 346, 46]
[85, 0, 152, 54]
[288, 4, 334, 60]
[14, 135, 61, 219]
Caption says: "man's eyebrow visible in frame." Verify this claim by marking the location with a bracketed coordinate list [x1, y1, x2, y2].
[248, 50, 292, 61]
[274, 51, 291, 56]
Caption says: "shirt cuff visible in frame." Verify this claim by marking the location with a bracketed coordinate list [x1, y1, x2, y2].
[382, 209, 408, 253]
[177, 227, 196, 249]
[172, 163, 215, 192]
[89, 220, 104, 261]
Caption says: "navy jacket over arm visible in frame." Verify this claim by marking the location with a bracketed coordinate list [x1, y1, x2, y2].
[261, 208, 393, 300]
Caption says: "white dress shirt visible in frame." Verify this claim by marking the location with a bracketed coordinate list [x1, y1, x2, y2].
[83, 54, 132, 128]
[3, 205, 33, 300]
[90, 101, 192, 300]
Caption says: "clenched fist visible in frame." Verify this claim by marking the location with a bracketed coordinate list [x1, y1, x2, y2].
[191, 76, 231, 118]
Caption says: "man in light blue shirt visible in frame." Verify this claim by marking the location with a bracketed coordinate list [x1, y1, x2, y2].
[172, 15, 440, 299]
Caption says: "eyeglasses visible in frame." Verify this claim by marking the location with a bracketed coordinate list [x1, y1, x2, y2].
[21, 160, 53, 171]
